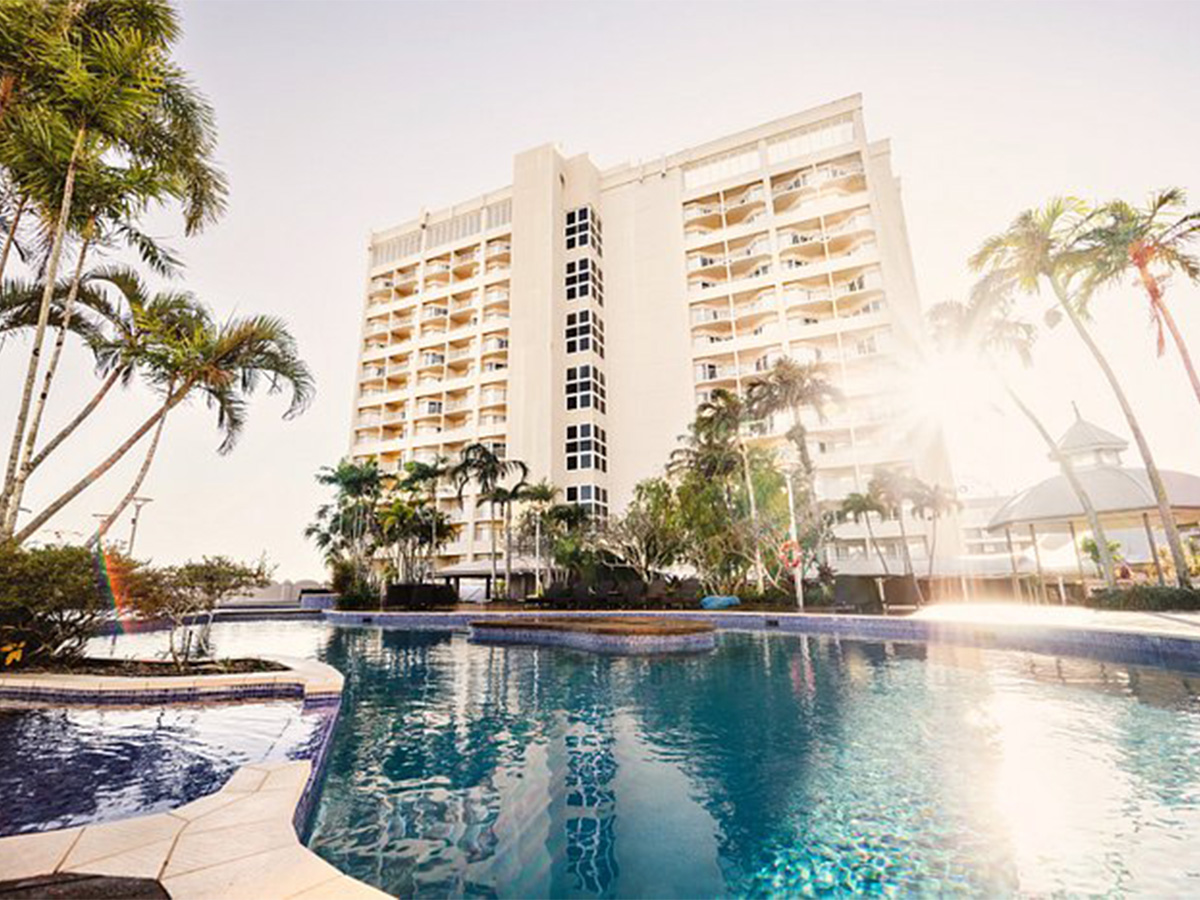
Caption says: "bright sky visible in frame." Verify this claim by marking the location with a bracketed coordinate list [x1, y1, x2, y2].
[3, 0, 1198, 579]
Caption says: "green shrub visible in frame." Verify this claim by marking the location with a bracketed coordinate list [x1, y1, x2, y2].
[0, 543, 106, 665]
[1088, 585, 1200, 611]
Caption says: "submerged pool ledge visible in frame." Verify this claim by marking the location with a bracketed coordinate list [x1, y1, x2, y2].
[322, 608, 1200, 673]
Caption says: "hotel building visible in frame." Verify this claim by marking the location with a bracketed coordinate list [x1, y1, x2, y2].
[350, 94, 954, 577]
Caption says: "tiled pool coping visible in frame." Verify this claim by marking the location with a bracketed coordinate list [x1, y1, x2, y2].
[0, 656, 376, 897]
[325, 608, 1200, 673]
[0, 760, 388, 899]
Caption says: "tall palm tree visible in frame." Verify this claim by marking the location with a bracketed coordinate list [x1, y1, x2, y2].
[0, 1, 225, 540]
[696, 388, 765, 592]
[927, 283, 1118, 587]
[479, 480, 530, 601]
[522, 479, 558, 594]
[908, 479, 960, 581]
[868, 468, 924, 603]
[16, 310, 313, 544]
[1079, 188, 1200, 410]
[840, 490, 889, 576]
[307, 459, 385, 593]
[746, 358, 841, 606]
[399, 454, 450, 580]
[450, 442, 527, 599]
[971, 198, 1191, 587]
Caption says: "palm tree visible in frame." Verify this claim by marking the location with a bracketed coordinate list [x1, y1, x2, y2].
[16, 310, 313, 544]
[479, 481, 530, 601]
[1079, 188, 1200, 410]
[840, 490, 889, 576]
[522, 479, 558, 594]
[971, 198, 1191, 587]
[746, 358, 841, 607]
[927, 283, 1118, 587]
[696, 388, 765, 592]
[399, 455, 450, 580]
[0, 1, 225, 541]
[450, 443, 528, 599]
[868, 468, 924, 603]
[909, 479, 960, 581]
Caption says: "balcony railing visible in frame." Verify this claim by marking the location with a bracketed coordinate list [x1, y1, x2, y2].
[691, 307, 731, 325]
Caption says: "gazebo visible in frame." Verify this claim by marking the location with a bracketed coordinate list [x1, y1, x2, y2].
[987, 413, 1200, 596]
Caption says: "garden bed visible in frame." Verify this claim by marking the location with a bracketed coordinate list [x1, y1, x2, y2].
[13, 657, 290, 677]
[468, 616, 717, 654]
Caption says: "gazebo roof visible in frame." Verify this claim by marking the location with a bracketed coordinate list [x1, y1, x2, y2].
[988, 465, 1200, 530]
[1055, 417, 1128, 456]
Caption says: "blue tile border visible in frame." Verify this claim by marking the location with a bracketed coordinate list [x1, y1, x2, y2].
[322, 609, 1200, 674]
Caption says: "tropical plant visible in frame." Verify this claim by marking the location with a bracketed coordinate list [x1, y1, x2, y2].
[840, 489, 889, 575]
[695, 389, 766, 591]
[746, 358, 841, 607]
[378, 494, 452, 585]
[519, 479, 558, 594]
[450, 443, 527, 599]
[927, 282, 1118, 587]
[0, 0, 226, 539]
[868, 468, 924, 603]
[909, 479, 960, 580]
[17, 310, 313, 544]
[602, 477, 685, 584]
[0, 541, 103, 664]
[1080, 536, 1123, 578]
[307, 458, 385, 600]
[1078, 188, 1200, 410]
[971, 198, 1191, 587]
[397, 455, 450, 573]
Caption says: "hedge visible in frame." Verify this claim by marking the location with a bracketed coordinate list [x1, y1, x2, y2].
[1087, 585, 1200, 611]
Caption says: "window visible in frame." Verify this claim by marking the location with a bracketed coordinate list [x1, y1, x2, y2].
[566, 257, 603, 304]
[565, 310, 605, 356]
[566, 365, 607, 412]
[566, 484, 609, 517]
[855, 335, 878, 356]
[566, 206, 603, 254]
[566, 423, 608, 472]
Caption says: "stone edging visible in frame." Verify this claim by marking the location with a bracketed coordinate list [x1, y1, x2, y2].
[0, 760, 388, 899]
[469, 623, 717, 654]
[0, 654, 343, 706]
[324, 609, 1200, 672]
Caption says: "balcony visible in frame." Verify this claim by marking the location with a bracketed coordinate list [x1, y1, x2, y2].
[422, 306, 449, 320]
[361, 365, 386, 380]
[486, 242, 511, 258]
[368, 279, 392, 295]
[691, 306, 732, 325]
[479, 389, 506, 407]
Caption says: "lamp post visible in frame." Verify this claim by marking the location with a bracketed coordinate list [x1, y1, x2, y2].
[128, 497, 153, 556]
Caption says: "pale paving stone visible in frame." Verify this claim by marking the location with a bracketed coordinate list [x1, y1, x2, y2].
[219, 765, 269, 793]
[163, 818, 300, 878]
[260, 762, 311, 793]
[167, 789, 245, 822]
[180, 788, 301, 834]
[162, 844, 345, 900]
[62, 836, 176, 879]
[61, 813, 184, 870]
[0, 827, 82, 880]
[288, 874, 395, 899]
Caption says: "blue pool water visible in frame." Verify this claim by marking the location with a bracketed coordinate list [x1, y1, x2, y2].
[9, 621, 1200, 896]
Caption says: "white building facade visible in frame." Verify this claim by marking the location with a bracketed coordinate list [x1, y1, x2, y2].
[351, 94, 954, 573]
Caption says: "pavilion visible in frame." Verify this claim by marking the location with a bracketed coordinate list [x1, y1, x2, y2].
[987, 414, 1200, 597]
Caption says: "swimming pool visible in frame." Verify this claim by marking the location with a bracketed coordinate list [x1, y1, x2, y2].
[15, 620, 1200, 896]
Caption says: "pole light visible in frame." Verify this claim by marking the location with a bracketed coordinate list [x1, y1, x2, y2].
[128, 497, 153, 556]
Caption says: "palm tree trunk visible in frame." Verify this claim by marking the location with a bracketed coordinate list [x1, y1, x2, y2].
[88, 402, 170, 546]
[896, 505, 925, 605]
[14, 382, 189, 544]
[505, 501, 514, 600]
[0, 194, 27, 283]
[1050, 276, 1190, 587]
[866, 515, 890, 575]
[535, 515, 543, 594]
[8, 236, 92, 533]
[737, 435, 766, 592]
[489, 500, 498, 601]
[927, 514, 939, 581]
[1, 125, 86, 538]
[783, 471, 804, 609]
[28, 367, 121, 475]
[1136, 261, 1200, 411]
[1001, 381, 1116, 588]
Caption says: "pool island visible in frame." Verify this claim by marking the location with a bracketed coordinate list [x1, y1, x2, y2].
[468, 616, 718, 654]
